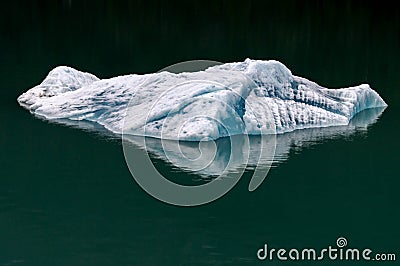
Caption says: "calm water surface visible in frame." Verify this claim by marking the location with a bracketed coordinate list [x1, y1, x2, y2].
[0, 1, 399, 265]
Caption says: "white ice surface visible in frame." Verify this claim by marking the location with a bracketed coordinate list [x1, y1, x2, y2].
[17, 59, 387, 141]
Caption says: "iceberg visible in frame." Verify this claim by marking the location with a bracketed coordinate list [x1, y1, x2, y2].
[17, 59, 387, 141]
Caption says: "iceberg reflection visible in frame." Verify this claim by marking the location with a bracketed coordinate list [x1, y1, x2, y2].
[123, 107, 386, 179]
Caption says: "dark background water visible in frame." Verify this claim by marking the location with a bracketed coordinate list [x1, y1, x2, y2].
[1, 1, 399, 265]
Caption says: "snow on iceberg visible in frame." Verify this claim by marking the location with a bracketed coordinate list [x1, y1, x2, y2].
[17, 59, 387, 141]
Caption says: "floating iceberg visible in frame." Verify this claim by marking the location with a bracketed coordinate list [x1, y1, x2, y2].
[17, 59, 387, 141]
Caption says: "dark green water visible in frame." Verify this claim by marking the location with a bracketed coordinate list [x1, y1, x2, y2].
[1, 1, 399, 265]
